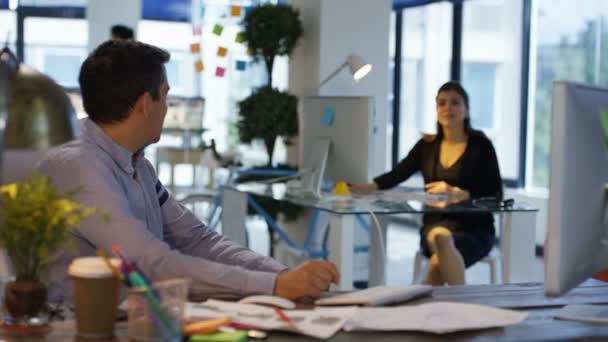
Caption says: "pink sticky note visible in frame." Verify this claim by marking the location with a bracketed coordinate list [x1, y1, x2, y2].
[192, 25, 201, 36]
[215, 66, 225, 77]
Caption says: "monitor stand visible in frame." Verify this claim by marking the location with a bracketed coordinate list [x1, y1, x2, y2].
[286, 138, 330, 200]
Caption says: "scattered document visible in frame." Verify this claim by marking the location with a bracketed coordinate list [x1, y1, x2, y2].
[555, 304, 608, 324]
[343, 302, 528, 334]
[185, 300, 358, 339]
[186, 301, 528, 337]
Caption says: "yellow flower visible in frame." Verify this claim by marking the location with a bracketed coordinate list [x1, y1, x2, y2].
[0, 183, 18, 199]
[0, 172, 105, 281]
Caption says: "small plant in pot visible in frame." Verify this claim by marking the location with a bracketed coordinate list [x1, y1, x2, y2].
[0, 172, 98, 326]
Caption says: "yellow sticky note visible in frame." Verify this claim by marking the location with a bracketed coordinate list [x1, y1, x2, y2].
[190, 43, 200, 54]
[194, 60, 204, 73]
[246, 47, 253, 55]
[230, 6, 242, 17]
[217, 47, 228, 57]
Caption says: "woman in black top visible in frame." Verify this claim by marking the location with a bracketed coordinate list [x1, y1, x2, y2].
[351, 81, 502, 285]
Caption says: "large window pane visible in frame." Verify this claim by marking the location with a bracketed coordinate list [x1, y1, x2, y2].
[0, 10, 16, 51]
[397, 2, 453, 163]
[138, 20, 197, 97]
[530, 0, 608, 188]
[23, 17, 88, 88]
[140, 1, 287, 168]
[462, 0, 523, 181]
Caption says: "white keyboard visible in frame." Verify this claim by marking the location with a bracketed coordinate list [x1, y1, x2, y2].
[315, 285, 433, 306]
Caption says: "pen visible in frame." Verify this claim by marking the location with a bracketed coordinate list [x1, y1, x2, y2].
[273, 307, 294, 328]
[96, 248, 123, 281]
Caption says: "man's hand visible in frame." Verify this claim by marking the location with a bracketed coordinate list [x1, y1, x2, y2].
[274, 260, 340, 300]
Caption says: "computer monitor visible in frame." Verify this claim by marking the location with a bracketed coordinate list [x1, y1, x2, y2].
[299, 96, 375, 185]
[544, 81, 608, 296]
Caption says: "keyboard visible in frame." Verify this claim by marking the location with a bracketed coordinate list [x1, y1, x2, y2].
[315, 285, 433, 306]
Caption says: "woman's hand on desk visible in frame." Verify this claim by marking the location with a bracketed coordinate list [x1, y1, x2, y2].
[425, 181, 470, 204]
[274, 260, 340, 300]
[349, 182, 378, 193]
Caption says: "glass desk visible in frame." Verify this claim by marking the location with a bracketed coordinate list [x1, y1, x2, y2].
[221, 184, 538, 290]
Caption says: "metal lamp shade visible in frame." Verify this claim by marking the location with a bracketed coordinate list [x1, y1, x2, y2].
[346, 54, 372, 82]
[0, 47, 79, 183]
[2, 50, 78, 149]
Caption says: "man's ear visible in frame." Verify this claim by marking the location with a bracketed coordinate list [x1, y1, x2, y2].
[133, 92, 149, 118]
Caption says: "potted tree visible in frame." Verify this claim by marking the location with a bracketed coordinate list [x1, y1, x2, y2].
[237, 3, 303, 168]
[235, 4, 304, 254]
[0, 173, 99, 327]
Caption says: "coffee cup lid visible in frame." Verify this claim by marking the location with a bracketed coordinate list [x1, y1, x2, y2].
[68, 256, 121, 278]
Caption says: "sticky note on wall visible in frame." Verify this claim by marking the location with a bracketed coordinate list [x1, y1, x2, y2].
[194, 60, 204, 73]
[190, 43, 200, 53]
[235, 33, 245, 43]
[217, 47, 228, 57]
[192, 25, 201, 36]
[235, 60, 246, 71]
[230, 6, 242, 17]
[321, 107, 335, 126]
[213, 24, 223, 36]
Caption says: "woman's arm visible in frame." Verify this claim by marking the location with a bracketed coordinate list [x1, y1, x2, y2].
[372, 139, 425, 190]
[471, 137, 503, 199]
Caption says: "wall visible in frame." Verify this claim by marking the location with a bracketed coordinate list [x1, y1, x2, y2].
[289, 0, 391, 176]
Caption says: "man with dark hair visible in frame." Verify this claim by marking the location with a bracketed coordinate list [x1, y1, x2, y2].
[111, 24, 134, 41]
[38, 40, 339, 302]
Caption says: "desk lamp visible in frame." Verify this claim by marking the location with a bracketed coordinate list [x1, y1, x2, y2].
[317, 54, 373, 91]
[0, 46, 79, 183]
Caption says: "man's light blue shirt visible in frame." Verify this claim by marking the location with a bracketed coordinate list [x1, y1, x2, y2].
[38, 118, 287, 302]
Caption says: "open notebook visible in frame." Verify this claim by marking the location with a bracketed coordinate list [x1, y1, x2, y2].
[315, 285, 433, 306]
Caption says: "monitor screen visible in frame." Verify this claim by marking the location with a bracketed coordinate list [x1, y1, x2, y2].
[544, 81, 608, 296]
[299, 96, 375, 184]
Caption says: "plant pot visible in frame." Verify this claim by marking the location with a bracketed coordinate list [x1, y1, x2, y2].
[4, 279, 47, 325]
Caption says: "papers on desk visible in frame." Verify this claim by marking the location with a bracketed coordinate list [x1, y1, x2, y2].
[344, 302, 528, 334]
[555, 304, 608, 324]
[185, 300, 357, 339]
[186, 300, 528, 339]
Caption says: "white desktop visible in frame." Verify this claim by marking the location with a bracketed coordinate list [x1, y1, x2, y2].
[545, 81, 608, 296]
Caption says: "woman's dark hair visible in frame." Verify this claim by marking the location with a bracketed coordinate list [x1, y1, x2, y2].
[435, 81, 473, 140]
[78, 40, 170, 124]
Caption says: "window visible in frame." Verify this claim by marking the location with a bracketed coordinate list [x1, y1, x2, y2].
[137, 20, 197, 97]
[462, 0, 524, 182]
[139, 0, 288, 168]
[23, 17, 88, 88]
[0, 9, 16, 51]
[395, 2, 453, 163]
[530, 0, 608, 188]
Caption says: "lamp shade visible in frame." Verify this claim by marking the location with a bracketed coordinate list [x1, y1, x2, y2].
[346, 54, 372, 82]
[317, 54, 373, 91]
[0, 47, 79, 183]
[1, 47, 79, 149]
